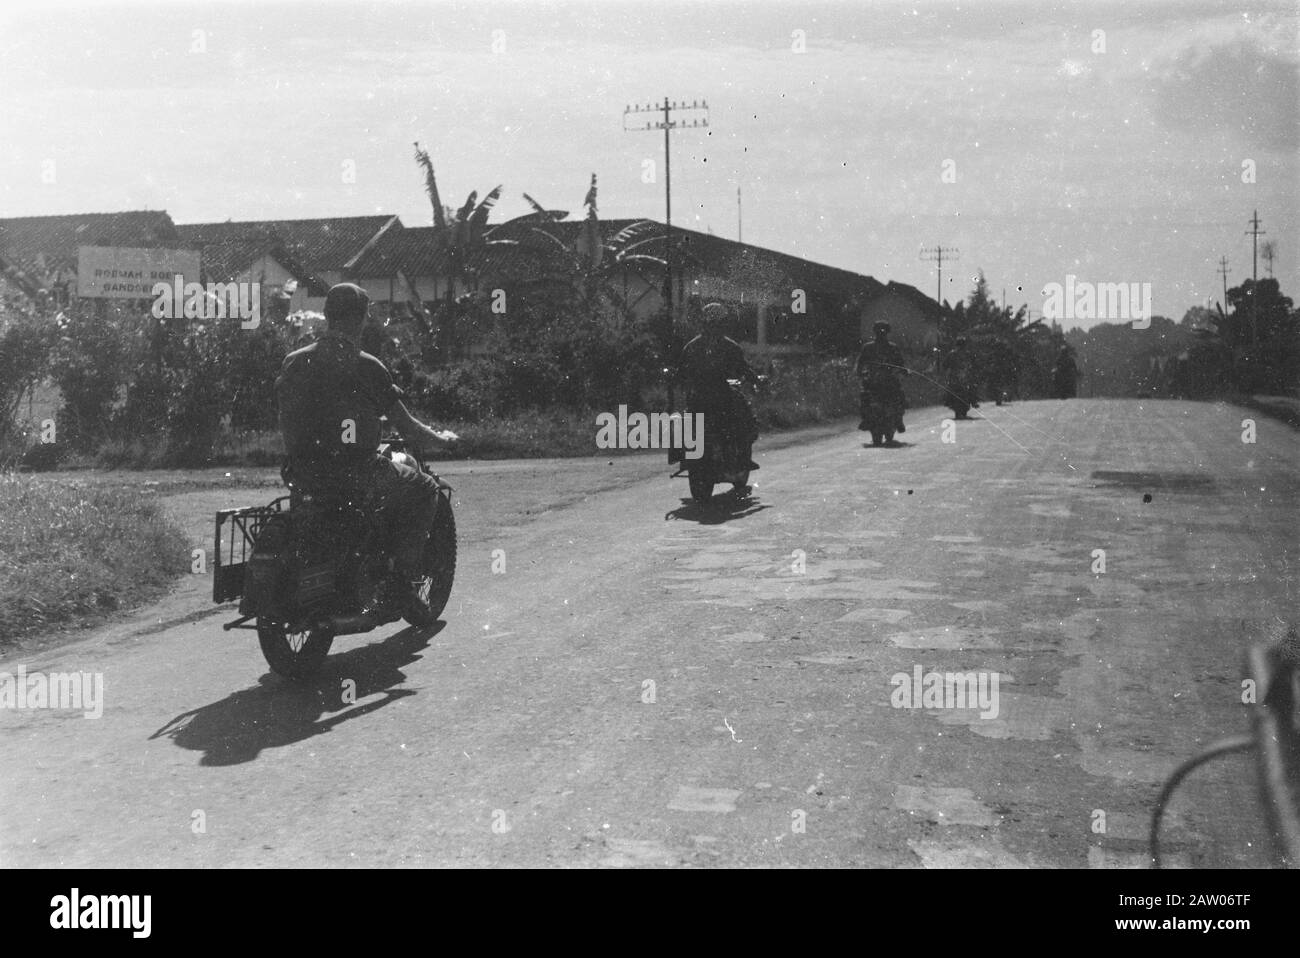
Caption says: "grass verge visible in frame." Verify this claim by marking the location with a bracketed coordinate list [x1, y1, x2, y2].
[0, 473, 190, 647]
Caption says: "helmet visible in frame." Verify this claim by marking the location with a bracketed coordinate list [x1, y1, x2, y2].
[701, 302, 729, 327]
[324, 282, 370, 336]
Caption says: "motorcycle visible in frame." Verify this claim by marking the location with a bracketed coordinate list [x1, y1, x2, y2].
[212, 434, 457, 679]
[859, 373, 905, 446]
[945, 379, 980, 420]
[670, 377, 761, 506]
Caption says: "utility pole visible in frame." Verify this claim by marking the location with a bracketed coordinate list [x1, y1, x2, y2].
[920, 245, 959, 306]
[1217, 256, 1231, 313]
[1246, 210, 1265, 346]
[624, 97, 709, 410]
[737, 186, 742, 244]
[1261, 240, 1276, 279]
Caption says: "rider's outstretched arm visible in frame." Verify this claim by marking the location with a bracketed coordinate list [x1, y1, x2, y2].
[389, 401, 457, 457]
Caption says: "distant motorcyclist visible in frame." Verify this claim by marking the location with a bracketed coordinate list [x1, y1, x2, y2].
[941, 335, 980, 417]
[985, 338, 1018, 405]
[676, 301, 760, 465]
[855, 320, 908, 433]
[1052, 345, 1078, 399]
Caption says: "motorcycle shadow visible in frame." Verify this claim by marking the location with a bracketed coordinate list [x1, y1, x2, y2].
[150, 621, 445, 766]
[666, 492, 769, 524]
[862, 439, 915, 449]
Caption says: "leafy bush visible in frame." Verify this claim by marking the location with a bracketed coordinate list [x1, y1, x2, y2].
[19, 440, 67, 471]
[48, 304, 134, 449]
[0, 312, 57, 458]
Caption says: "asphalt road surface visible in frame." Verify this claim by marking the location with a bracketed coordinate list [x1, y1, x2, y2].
[2, 399, 1296, 867]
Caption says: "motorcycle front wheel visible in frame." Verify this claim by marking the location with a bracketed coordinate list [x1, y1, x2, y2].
[258, 621, 334, 680]
[406, 491, 457, 627]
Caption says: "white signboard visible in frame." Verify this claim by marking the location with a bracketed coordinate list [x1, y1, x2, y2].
[76, 245, 200, 299]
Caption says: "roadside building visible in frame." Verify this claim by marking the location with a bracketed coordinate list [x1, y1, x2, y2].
[174, 215, 398, 314]
[0, 210, 180, 309]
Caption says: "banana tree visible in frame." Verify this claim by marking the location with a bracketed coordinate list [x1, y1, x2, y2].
[508, 174, 665, 314]
[413, 142, 515, 358]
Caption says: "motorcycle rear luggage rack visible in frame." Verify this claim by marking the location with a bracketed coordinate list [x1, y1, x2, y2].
[213, 496, 288, 604]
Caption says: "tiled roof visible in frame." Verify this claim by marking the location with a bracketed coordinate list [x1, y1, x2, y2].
[346, 225, 446, 279]
[871, 280, 945, 318]
[175, 215, 397, 273]
[193, 237, 330, 296]
[0, 210, 179, 279]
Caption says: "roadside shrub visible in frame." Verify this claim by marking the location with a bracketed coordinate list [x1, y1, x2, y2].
[19, 440, 67, 471]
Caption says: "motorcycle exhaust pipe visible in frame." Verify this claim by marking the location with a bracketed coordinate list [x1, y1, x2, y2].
[314, 612, 380, 635]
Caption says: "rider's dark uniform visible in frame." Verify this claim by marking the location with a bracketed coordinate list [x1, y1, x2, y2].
[1052, 349, 1078, 399]
[677, 333, 760, 442]
[855, 339, 907, 410]
[275, 333, 436, 578]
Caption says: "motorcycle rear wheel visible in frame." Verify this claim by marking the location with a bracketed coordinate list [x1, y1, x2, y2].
[258, 621, 334, 680]
[406, 491, 457, 627]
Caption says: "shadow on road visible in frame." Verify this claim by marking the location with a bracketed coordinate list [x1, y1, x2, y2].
[150, 621, 444, 766]
[665, 490, 769, 524]
[861, 439, 916, 449]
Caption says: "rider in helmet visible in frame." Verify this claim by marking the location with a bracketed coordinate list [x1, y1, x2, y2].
[854, 320, 908, 433]
[676, 301, 761, 465]
[275, 283, 458, 621]
[942, 335, 980, 415]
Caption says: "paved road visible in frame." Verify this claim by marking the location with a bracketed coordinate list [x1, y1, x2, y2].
[2, 399, 1296, 867]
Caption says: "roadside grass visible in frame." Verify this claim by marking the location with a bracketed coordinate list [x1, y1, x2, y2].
[1241, 393, 1300, 431]
[0, 473, 190, 646]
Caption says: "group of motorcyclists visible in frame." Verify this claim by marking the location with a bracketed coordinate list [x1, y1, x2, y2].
[279, 285, 1077, 530]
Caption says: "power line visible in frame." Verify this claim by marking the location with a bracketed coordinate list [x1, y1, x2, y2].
[1245, 210, 1266, 345]
[623, 97, 710, 409]
[919, 245, 959, 306]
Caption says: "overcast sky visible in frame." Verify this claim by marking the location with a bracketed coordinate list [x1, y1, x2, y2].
[1, 0, 1296, 327]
